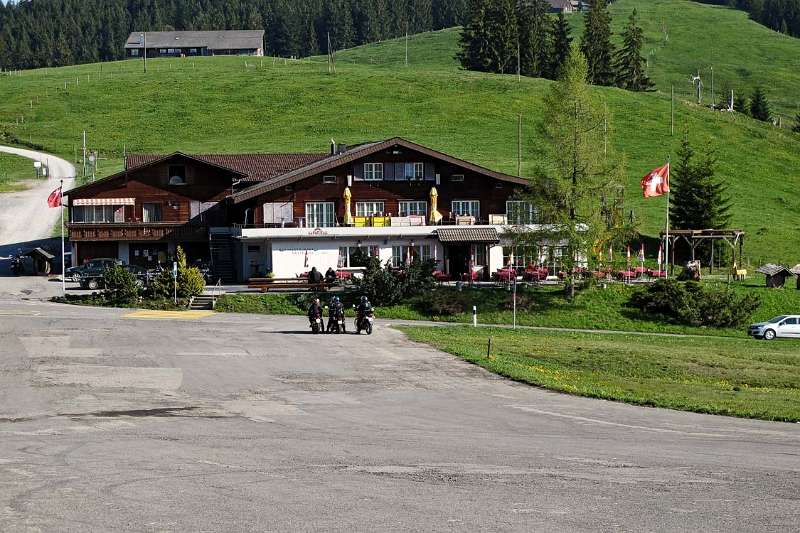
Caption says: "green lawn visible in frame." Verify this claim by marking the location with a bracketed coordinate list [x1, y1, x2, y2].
[0, 152, 35, 192]
[216, 281, 800, 337]
[399, 325, 800, 422]
[0, 0, 798, 262]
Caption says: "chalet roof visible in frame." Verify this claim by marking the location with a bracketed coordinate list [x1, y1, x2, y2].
[436, 227, 500, 244]
[126, 153, 329, 182]
[124, 30, 265, 50]
[232, 137, 528, 204]
[756, 263, 794, 276]
[790, 264, 800, 275]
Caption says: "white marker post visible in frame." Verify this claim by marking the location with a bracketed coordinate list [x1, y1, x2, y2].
[472, 305, 477, 328]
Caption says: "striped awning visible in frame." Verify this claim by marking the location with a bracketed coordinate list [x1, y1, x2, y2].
[73, 198, 135, 206]
[436, 227, 499, 243]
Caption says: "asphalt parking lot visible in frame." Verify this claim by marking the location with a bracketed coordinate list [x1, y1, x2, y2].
[0, 297, 798, 532]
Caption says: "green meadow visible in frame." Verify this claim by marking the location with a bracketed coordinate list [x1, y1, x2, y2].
[0, 152, 36, 192]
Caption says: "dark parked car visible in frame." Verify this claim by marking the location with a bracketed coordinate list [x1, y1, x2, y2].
[71, 258, 122, 290]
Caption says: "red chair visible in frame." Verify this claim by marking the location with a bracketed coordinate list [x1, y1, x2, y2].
[495, 268, 515, 282]
[433, 270, 450, 282]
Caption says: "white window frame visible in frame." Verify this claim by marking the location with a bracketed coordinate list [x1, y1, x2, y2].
[131, 49, 139, 57]
[398, 200, 427, 217]
[404, 162, 424, 180]
[322, 175, 337, 184]
[363, 163, 384, 181]
[305, 202, 336, 228]
[451, 174, 464, 182]
[452, 200, 480, 219]
[338, 245, 380, 267]
[355, 201, 385, 217]
[391, 244, 432, 267]
[142, 202, 162, 223]
[506, 201, 538, 225]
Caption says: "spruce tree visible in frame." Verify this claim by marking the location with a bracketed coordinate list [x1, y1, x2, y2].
[580, 0, 616, 86]
[458, 0, 492, 72]
[733, 93, 749, 115]
[749, 86, 772, 122]
[484, 0, 518, 74]
[615, 9, 653, 91]
[517, 0, 553, 79]
[550, 12, 572, 80]
[669, 136, 731, 232]
[792, 112, 800, 134]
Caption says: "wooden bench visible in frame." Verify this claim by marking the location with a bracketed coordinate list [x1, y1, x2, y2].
[247, 277, 332, 293]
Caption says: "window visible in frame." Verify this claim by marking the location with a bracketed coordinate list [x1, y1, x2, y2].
[363, 163, 384, 181]
[305, 202, 335, 228]
[404, 162, 424, 180]
[322, 175, 337, 184]
[451, 174, 464, 182]
[452, 200, 480, 218]
[72, 205, 124, 223]
[168, 165, 186, 185]
[473, 245, 486, 267]
[189, 48, 197, 54]
[142, 203, 162, 223]
[159, 49, 167, 54]
[131, 49, 139, 57]
[782, 318, 798, 325]
[356, 201, 385, 217]
[263, 202, 293, 225]
[502, 246, 540, 269]
[398, 201, 427, 217]
[391, 244, 432, 267]
[338, 245, 379, 267]
[506, 201, 538, 224]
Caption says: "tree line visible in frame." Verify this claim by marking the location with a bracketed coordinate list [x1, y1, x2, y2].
[458, 0, 653, 91]
[0, 0, 468, 70]
[696, 0, 800, 38]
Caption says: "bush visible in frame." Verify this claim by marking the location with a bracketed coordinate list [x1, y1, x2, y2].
[630, 280, 760, 328]
[354, 256, 438, 306]
[150, 246, 206, 299]
[420, 289, 472, 316]
[102, 264, 140, 302]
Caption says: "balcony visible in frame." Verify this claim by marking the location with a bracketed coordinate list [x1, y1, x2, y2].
[68, 222, 208, 242]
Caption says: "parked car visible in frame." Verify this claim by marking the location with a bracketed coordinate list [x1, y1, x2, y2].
[747, 315, 800, 340]
[72, 258, 123, 290]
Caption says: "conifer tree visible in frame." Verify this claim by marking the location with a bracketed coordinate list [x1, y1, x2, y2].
[792, 112, 800, 134]
[484, 0, 518, 74]
[580, 0, 616, 86]
[517, 0, 553, 79]
[733, 93, 749, 115]
[458, 0, 492, 72]
[615, 9, 653, 91]
[550, 12, 572, 79]
[669, 136, 731, 232]
[749, 86, 772, 122]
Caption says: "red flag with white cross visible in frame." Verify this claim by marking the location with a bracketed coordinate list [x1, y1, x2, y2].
[640, 164, 670, 198]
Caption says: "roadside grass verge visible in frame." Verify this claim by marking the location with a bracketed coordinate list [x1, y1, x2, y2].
[0, 152, 35, 192]
[398, 326, 800, 422]
[52, 294, 188, 311]
[215, 282, 800, 337]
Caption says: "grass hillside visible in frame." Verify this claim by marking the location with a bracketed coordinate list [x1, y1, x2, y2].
[0, 153, 35, 192]
[0, 0, 798, 263]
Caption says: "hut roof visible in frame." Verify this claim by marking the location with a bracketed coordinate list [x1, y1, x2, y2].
[756, 263, 794, 276]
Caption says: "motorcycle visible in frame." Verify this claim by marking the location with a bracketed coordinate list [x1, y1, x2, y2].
[354, 307, 375, 335]
[9, 250, 23, 276]
[310, 315, 323, 334]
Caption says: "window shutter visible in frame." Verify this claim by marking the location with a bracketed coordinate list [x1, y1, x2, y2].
[353, 163, 364, 181]
[424, 162, 435, 181]
[384, 162, 395, 181]
[395, 162, 406, 181]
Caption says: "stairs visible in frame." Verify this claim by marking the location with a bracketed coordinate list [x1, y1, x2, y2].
[189, 295, 215, 310]
[209, 231, 235, 283]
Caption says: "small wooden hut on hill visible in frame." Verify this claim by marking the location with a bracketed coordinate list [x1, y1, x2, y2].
[791, 265, 800, 289]
[756, 263, 795, 288]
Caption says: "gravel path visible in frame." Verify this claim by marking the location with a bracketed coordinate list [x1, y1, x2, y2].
[0, 146, 75, 247]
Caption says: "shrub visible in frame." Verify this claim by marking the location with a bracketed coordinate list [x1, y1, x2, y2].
[629, 280, 760, 328]
[150, 246, 206, 299]
[420, 289, 472, 316]
[354, 256, 438, 306]
[102, 264, 140, 302]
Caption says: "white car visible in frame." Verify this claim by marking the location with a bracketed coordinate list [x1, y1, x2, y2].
[747, 315, 800, 340]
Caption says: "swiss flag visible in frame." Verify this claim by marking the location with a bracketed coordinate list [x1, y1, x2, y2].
[641, 164, 670, 198]
[47, 187, 62, 208]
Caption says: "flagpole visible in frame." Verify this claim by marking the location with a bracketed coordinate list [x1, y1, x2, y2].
[60, 179, 66, 295]
[665, 156, 671, 278]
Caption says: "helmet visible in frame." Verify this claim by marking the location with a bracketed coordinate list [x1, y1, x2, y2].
[332, 296, 339, 304]
[360, 296, 368, 303]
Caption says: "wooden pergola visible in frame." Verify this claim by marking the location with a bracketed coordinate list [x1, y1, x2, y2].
[659, 229, 746, 277]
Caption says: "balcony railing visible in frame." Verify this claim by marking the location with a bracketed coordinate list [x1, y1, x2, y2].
[232, 214, 526, 230]
[68, 222, 208, 241]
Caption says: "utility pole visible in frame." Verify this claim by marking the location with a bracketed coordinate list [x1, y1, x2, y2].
[516, 37, 521, 83]
[405, 28, 409, 67]
[671, 84, 675, 135]
[82, 131, 87, 178]
[710, 66, 714, 107]
[517, 114, 522, 177]
[140, 32, 147, 74]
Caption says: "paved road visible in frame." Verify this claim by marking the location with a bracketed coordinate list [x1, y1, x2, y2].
[0, 146, 75, 247]
[0, 299, 798, 532]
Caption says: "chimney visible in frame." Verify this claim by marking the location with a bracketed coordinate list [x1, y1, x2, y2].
[330, 139, 337, 155]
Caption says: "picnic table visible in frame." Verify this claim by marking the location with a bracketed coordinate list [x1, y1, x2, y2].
[248, 277, 332, 292]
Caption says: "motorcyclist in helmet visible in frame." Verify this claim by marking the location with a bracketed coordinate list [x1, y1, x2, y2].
[308, 298, 322, 326]
[356, 295, 372, 317]
[327, 296, 345, 333]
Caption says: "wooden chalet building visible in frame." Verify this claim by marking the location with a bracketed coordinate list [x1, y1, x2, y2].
[67, 138, 548, 282]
